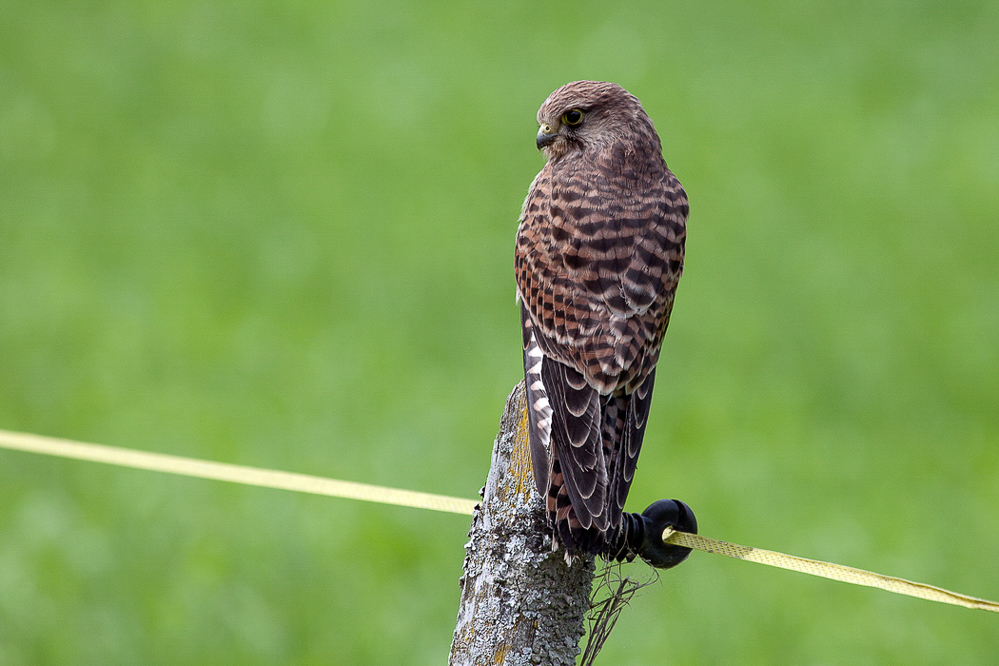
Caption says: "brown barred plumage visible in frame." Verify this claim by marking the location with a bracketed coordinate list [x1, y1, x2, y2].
[515, 81, 688, 559]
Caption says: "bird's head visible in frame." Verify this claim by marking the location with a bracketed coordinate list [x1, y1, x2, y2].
[535, 80, 658, 161]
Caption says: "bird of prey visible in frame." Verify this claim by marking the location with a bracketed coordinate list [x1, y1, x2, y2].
[515, 81, 688, 560]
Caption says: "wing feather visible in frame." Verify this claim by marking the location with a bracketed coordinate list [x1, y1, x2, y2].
[540, 357, 608, 530]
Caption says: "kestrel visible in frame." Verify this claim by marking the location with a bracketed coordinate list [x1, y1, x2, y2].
[515, 81, 688, 559]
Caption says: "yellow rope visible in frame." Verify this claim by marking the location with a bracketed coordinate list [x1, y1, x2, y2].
[1, 428, 996, 613]
[0, 429, 477, 516]
[663, 529, 999, 613]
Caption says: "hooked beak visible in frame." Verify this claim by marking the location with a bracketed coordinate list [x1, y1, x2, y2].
[536, 123, 557, 150]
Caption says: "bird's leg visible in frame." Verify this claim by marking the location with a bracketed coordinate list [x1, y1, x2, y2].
[607, 499, 697, 569]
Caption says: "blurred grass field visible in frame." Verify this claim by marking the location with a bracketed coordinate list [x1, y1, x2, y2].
[1, 0, 997, 663]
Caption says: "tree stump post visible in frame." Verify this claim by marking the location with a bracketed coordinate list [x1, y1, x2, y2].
[448, 382, 595, 665]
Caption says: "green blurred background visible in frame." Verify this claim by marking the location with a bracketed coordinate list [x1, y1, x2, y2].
[1, 0, 997, 663]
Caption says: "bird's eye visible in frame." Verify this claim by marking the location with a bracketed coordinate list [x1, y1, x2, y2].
[562, 109, 584, 126]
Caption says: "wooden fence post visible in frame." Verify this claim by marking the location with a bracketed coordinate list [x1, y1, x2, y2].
[448, 382, 595, 665]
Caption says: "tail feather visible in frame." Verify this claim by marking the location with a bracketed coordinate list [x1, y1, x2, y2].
[521, 307, 660, 561]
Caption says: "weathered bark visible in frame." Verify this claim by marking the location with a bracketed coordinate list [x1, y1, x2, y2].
[449, 382, 595, 666]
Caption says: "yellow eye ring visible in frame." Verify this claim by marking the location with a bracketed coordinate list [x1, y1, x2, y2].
[561, 109, 584, 126]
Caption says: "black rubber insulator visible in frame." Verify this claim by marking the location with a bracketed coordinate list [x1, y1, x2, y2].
[604, 498, 697, 569]
[634, 499, 697, 569]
